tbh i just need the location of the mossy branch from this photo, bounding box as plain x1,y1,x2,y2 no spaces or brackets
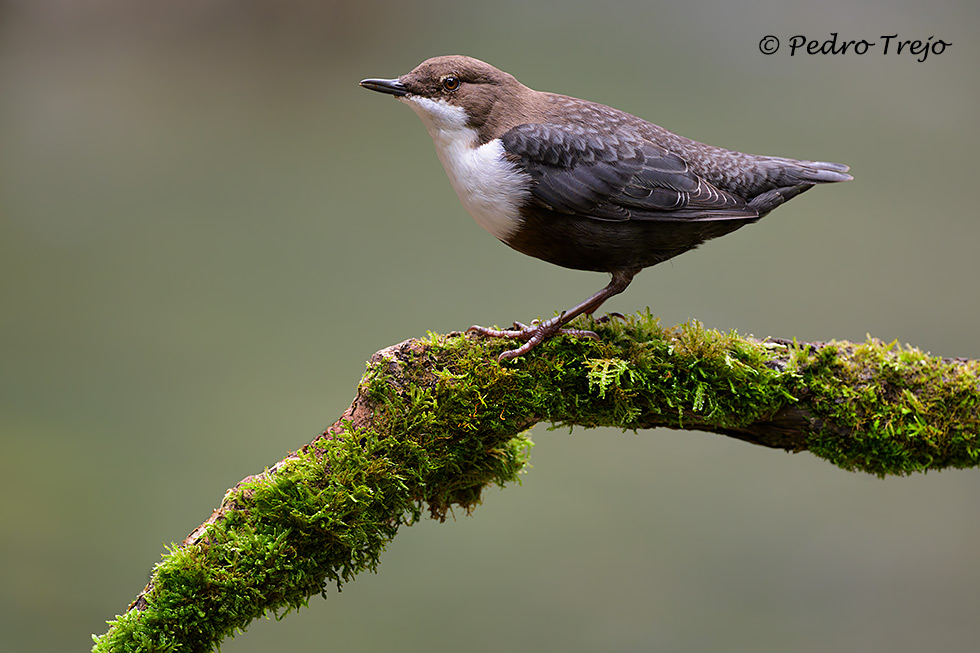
93,314,980,652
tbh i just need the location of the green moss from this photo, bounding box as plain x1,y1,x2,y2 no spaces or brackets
94,314,979,651
490,315,799,434
795,337,980,475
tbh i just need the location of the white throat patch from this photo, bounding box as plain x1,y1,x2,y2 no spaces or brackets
400,95,530,242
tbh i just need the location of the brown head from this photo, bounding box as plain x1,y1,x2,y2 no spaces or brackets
360,55,542,144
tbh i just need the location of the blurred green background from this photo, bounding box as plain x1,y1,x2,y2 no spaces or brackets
1,1,978,651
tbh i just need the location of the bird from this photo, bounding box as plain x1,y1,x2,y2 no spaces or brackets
360,55,852,362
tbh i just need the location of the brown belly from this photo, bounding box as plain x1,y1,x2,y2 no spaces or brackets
503,209,760,273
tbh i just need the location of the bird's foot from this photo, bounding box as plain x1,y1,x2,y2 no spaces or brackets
467,316,599,363
593,311,627,324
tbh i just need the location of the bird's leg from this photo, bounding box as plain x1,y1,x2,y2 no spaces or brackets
468,268,639,362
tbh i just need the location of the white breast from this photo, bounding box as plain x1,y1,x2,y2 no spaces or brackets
401,96,531,242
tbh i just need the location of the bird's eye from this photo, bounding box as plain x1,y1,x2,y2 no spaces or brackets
442,76,460,92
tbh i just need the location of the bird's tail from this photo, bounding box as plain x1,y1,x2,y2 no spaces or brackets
746,158,851,216
747,184,812,216
775,158,853,184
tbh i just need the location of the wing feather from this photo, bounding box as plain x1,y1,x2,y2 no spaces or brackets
501,122,758,223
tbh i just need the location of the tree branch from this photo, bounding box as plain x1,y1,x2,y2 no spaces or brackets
93,315,980,652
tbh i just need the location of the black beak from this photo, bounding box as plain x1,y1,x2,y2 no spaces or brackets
359,77,409,97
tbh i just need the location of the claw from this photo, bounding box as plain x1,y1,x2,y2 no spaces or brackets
469,315,600,362
467,324,517,339
466,268,640,362
594,311,627,324
558,328,600,340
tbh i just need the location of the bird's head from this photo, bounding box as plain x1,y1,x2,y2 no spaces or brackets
360,55,537,144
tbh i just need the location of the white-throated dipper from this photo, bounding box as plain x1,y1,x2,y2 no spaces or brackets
360,55,852,362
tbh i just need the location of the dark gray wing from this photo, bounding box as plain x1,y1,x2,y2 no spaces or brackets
500,122,757,222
